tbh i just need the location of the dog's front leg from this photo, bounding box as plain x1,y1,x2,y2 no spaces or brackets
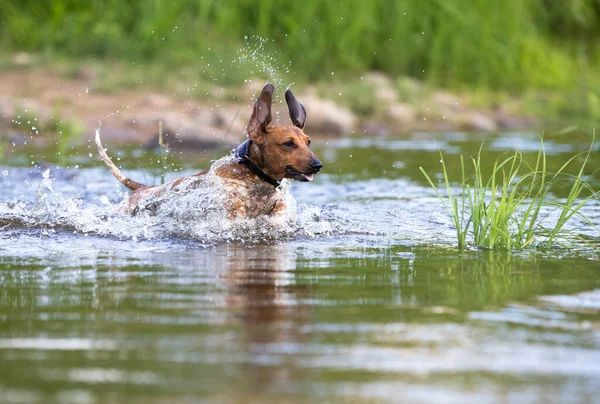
270,201,286,216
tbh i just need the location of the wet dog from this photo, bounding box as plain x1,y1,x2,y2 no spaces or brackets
96,84,322,218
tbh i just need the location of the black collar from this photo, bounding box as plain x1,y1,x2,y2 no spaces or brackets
234,139,281,188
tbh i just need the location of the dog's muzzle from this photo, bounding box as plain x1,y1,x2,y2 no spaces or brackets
286,159,323,182
310,159,323,173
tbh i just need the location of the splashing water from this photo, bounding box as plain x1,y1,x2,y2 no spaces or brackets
236,35,295,122
0,156,349,245
236,36,290,90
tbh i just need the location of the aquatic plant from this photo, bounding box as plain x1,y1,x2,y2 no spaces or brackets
420,137,599,250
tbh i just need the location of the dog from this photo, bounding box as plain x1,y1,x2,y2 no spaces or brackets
95,84,323,218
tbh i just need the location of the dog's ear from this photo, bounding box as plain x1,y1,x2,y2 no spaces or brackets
285,89,307,129
247,83,274,144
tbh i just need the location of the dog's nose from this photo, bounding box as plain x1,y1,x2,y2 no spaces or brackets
310,159,323,173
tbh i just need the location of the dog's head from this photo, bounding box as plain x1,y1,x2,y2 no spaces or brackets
246,84,322,182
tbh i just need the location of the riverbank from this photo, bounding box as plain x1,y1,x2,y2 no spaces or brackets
0,57,594,152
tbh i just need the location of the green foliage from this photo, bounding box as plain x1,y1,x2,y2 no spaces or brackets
1,0,600,91
538,0,600,41
420,138,599,250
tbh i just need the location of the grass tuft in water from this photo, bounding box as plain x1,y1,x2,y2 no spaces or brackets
420,137,599,250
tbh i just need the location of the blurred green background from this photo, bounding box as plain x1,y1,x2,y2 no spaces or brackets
3,0,600,88
1,0,600,123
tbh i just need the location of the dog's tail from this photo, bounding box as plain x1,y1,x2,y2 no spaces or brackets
95,129,145,191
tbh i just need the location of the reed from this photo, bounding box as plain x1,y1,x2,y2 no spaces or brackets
420,137,599,250
157,120,168,185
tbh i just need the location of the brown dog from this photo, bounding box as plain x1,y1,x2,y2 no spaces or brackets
96,84,322,218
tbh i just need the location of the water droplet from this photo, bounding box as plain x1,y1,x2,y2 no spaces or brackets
85,88,89,94
2,170,8,176
88,153,93,158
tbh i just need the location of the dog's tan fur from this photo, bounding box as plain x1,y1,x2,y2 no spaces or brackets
96,84,322,218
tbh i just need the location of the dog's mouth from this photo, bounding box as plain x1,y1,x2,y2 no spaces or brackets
286,166,314,182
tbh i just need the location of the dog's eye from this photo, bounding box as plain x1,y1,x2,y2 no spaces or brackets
283,140,296,149
307,139,311,146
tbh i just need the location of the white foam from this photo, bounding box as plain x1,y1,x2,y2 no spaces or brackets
0,162,343,244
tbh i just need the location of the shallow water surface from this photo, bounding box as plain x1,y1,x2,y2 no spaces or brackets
1,132,599,403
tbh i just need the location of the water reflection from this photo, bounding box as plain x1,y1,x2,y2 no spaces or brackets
218,244,313,396
0,243,317,399
1,240,600,401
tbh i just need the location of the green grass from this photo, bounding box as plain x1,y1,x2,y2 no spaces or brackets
420,137,599,250
1,0,600,92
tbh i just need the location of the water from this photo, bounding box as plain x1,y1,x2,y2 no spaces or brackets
1,131,599,403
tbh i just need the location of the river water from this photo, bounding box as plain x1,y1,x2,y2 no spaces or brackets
1,131,599,403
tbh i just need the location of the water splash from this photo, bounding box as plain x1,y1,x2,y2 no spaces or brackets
236,35,295,123
237,36,291,90
0,164,349,245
